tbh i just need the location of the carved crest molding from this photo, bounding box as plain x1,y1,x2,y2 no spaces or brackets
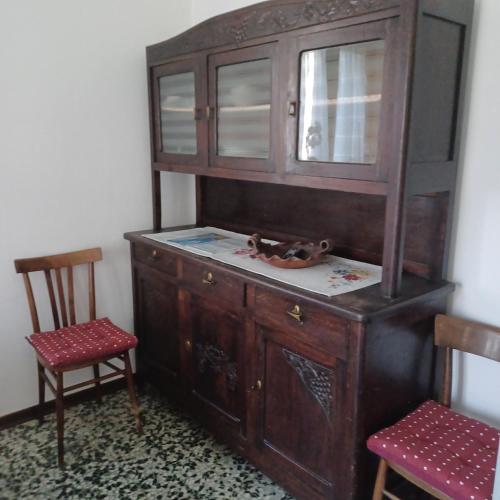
147,0,399,63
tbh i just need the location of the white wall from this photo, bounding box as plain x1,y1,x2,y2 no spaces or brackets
190,0,260,25
0,1,192,416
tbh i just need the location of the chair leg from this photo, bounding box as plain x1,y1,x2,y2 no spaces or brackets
55,371,65,467
37,362,45,425
93,364,102,404
373,458,388,500
123,351,143,434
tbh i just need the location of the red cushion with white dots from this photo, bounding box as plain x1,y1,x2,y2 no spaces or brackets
27,318,138,369
367,400,499,500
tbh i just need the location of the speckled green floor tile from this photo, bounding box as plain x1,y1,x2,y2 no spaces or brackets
0,388,294,500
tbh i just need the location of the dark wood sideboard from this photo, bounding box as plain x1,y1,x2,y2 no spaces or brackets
125,1,473,498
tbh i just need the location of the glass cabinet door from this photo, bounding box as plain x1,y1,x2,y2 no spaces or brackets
209,44,278,172
287,20,397,181
298,40,385,165
152,58,207,167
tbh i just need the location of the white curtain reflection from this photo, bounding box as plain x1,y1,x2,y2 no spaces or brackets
299,49,329,161
217,59,271,159
299,43,375,164
333,47,367,163
160,72,197,154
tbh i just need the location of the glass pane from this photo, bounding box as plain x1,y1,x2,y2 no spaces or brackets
159,72,197,155
298,40,385,164
217,59,271,159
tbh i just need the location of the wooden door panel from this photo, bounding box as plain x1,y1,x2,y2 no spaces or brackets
190,295,244,426
257,325,336,486
136,268,179,381
208,43,279,173
285,18,400,182
151,56,208,168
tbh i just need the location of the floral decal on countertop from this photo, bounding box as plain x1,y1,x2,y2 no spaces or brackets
328,267,374,289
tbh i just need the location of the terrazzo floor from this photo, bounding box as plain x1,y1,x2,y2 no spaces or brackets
0,388,294,499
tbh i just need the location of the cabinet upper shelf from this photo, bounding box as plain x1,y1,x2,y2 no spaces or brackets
146,0,472,196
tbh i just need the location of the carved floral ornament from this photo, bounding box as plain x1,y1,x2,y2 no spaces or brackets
148,0,399,62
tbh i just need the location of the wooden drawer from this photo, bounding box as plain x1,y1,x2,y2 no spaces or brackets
182,259,244,308
254,288,348,359
134,242,177,276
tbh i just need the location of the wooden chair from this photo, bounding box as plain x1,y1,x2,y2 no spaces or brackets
368,314,500,500
15,248,142,467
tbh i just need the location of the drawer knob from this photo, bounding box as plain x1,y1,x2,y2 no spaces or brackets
252,379,263,391
151,249,158,259
185,339,192,350
287,304,303,324
202,271,215,285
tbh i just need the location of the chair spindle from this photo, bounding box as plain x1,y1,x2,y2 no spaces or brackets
55,268,68,328
22,273,41,333
67,266,76,325
441,346,453,408
44,269,60,330
88,262,96,321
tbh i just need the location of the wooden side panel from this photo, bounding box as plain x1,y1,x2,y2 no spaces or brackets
410,15,464,164
135,267,180,385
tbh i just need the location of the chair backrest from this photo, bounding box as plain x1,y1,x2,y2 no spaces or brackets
435,314,500,407
14,248,103,333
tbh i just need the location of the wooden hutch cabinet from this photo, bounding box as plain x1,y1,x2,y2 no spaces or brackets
125,1,473,498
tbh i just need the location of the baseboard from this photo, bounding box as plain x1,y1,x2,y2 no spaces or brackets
0,377,128,431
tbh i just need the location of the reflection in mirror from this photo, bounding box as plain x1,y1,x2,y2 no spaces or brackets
298,40,385,164
159,72,197,155
217,59,271,159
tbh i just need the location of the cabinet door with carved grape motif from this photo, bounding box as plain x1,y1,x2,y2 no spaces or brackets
187,294,246,438
254,323,340,497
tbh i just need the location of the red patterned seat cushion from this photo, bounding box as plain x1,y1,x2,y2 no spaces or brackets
367,400,499,500
27,318,138,369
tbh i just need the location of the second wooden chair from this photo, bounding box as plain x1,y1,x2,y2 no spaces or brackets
367,314,500,500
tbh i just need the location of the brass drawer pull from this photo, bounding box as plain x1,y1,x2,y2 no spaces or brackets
202,271,215,285
287,305,303,324
185,339,192,350
151,249,159,259
251,379,263,391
